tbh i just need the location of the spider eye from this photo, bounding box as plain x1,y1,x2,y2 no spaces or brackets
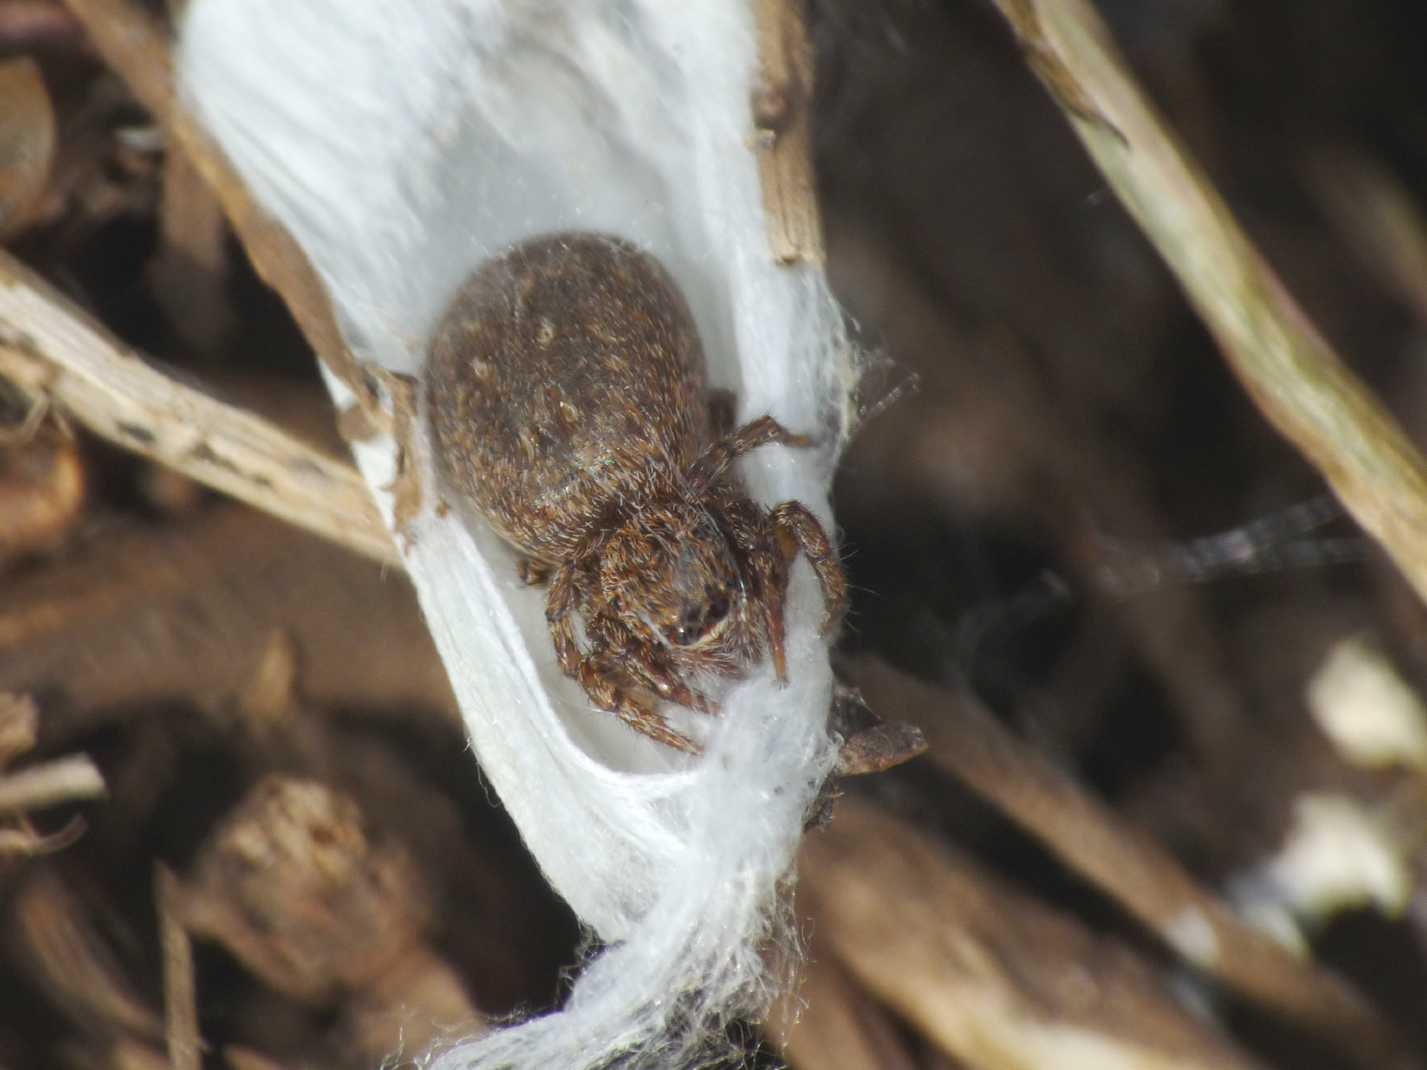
668,591,733,647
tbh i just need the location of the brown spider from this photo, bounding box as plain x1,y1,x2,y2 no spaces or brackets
425,232,847,752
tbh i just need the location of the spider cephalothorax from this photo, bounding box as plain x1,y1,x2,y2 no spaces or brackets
595,501,745,659
426,231,847,751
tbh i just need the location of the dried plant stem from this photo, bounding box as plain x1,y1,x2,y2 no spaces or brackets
848,656,1412,1069
992,0,1427,606
5,0,403,564
150,142,234,352
155,865,202,1070
0,753,105,813
0,57,56,239
754,0,823,263
0,250,396,566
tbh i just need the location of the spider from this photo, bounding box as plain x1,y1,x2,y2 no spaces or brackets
426,232,846,752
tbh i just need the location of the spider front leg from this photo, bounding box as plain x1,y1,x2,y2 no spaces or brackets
545,560,588,676
546,562,702,753
584,612,715,714
691,414,815,488
769,500,848,635
573,651,701,754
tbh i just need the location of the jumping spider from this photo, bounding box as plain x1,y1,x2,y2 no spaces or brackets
426,232,847,752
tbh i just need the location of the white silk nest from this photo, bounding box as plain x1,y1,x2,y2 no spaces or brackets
178,2,854,1066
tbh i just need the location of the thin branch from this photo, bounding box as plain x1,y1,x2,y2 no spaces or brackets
150,139,234,352
0,752,105,814
848,656,1414,1070
156,864,202,1070
991,0,1427,606
0,249,397,566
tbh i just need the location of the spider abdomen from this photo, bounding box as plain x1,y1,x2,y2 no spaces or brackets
426,232,713,559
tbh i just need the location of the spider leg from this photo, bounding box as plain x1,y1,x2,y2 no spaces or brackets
638,659,716,715
752,545,790,684
770,500,848,635
547,564,702,752
573,654,700,754
545,561,586,678
585,613,716,714
717,495,793,683
690,414,815,488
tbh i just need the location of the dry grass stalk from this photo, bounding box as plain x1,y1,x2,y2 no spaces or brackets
754,0,825,263
0,692,104,856
0,752,105,814
149,144,235,352
0,56,56,239
0,249,395,565
155,864,202,1070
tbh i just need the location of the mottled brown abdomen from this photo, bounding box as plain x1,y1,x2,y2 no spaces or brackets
426,233,713,561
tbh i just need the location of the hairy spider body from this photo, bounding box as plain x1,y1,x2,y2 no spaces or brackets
426,232,846,752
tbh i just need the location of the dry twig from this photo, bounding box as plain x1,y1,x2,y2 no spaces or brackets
0,752,105,814
0,692,104,857
0,249,395,565
149,144,234,352
155,864,202,1070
